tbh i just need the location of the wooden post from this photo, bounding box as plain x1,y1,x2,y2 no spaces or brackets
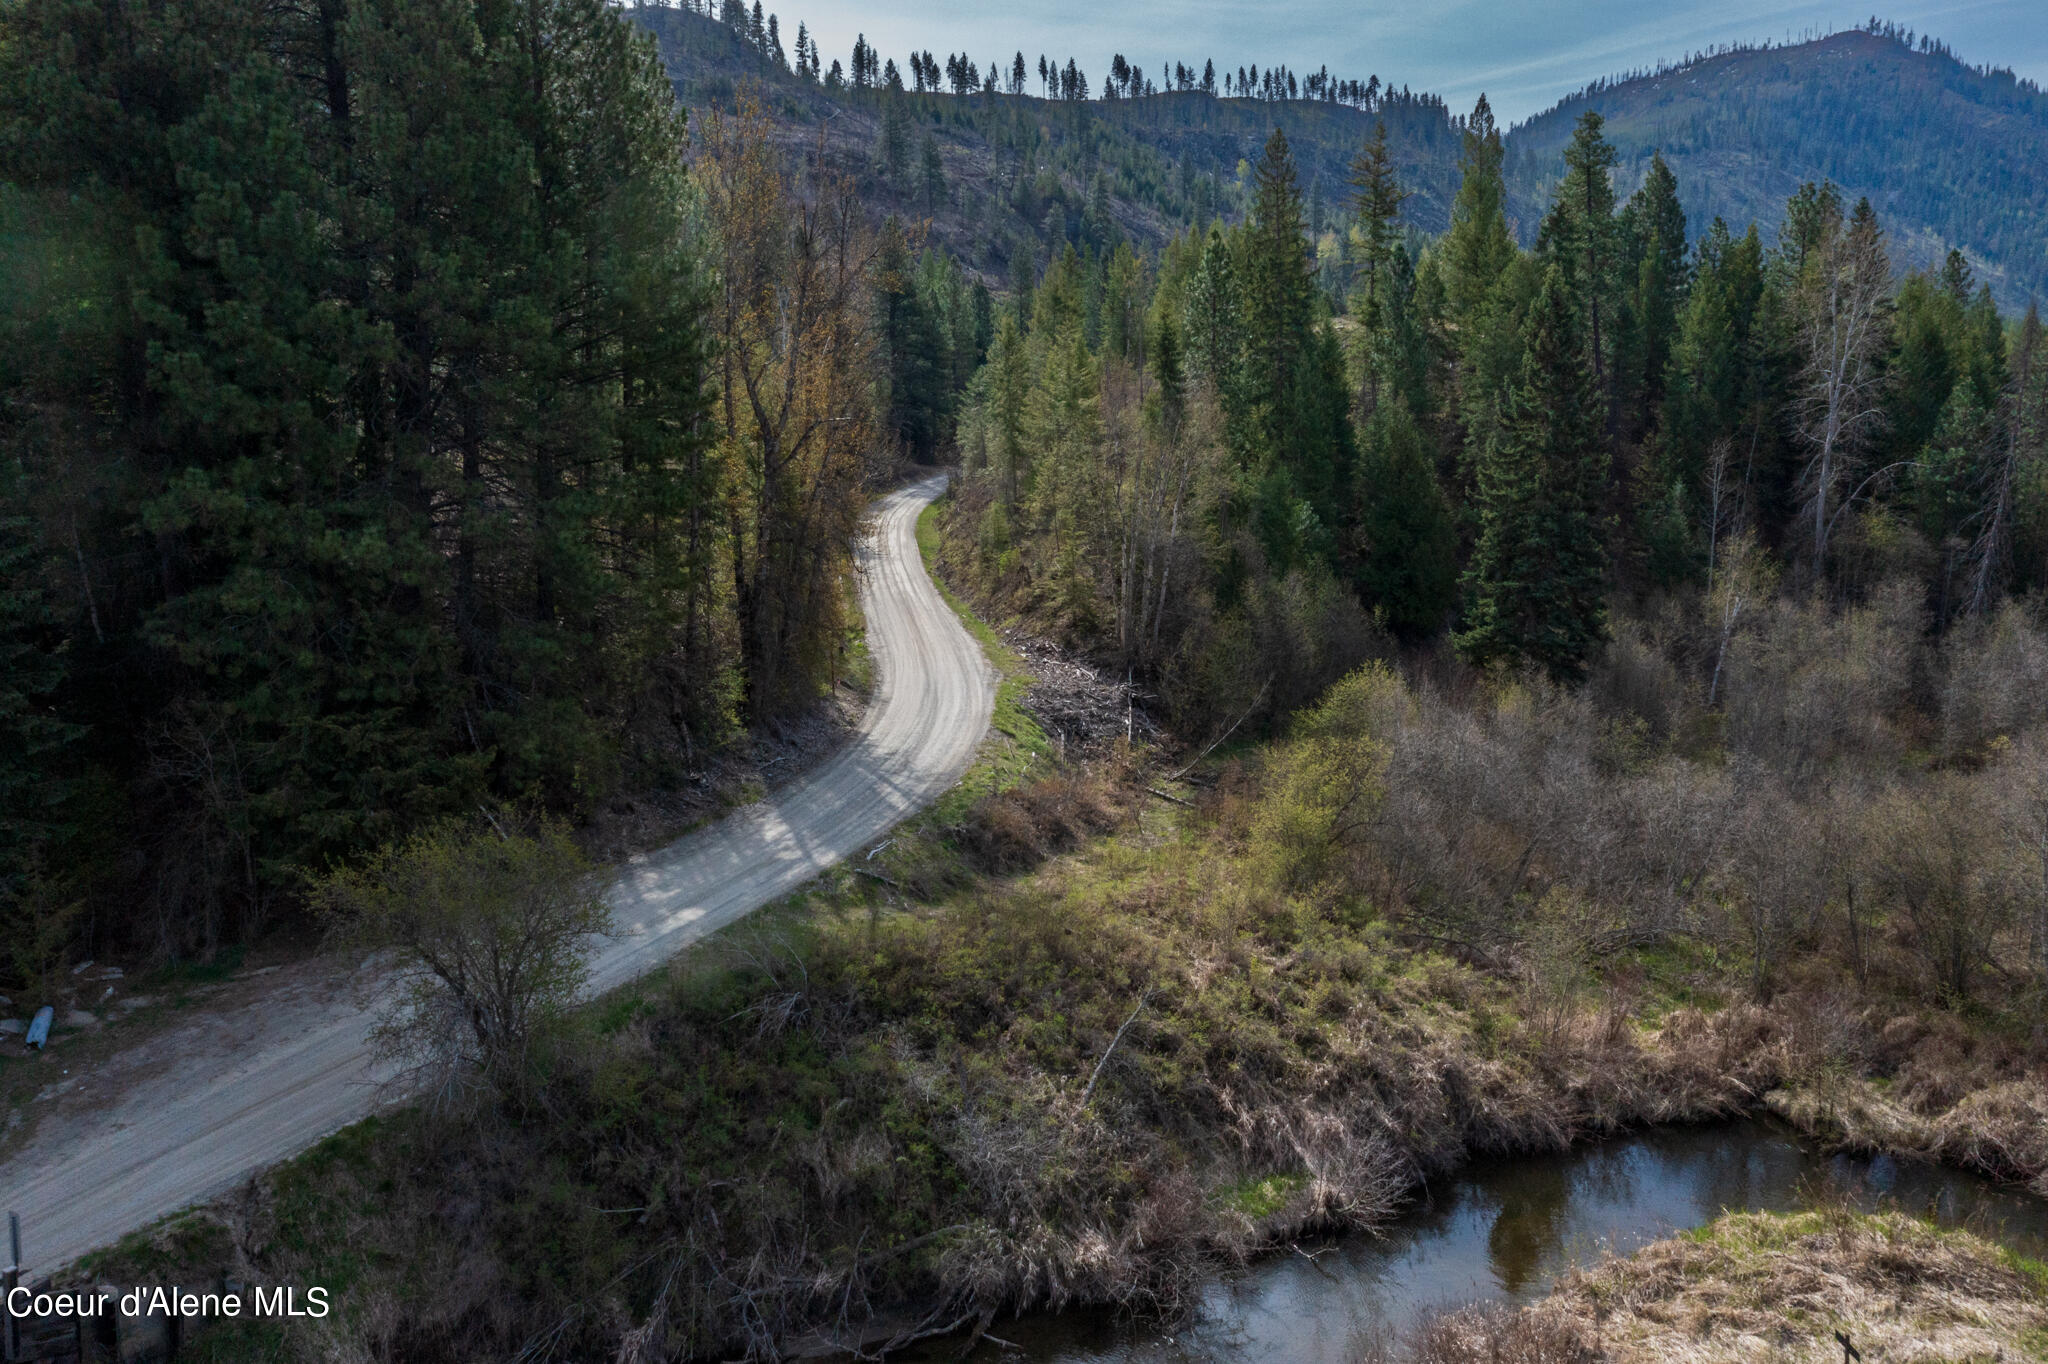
5,1210,21,1363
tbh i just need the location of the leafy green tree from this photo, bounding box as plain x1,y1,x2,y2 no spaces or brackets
1458,267,1610,680
317,815,611,1087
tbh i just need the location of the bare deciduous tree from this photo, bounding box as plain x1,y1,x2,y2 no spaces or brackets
696,92,880,722
1863,779,2010,1003
1997,735,2048,990
1706,531,1775,708
1790,198,1891,575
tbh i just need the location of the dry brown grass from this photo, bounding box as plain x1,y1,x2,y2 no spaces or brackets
956,758,1137,873
1536,1209,2048,1363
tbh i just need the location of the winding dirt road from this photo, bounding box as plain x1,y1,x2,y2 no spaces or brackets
0,475,993,1275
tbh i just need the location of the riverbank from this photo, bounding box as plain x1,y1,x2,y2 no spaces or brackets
1482,1208,2048,1364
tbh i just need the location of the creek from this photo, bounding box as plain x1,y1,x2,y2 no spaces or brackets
933,1119,2048,1362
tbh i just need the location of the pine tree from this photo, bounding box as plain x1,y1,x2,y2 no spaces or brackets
1623,152,1688,439
876,219,947,460
1182,224,1241,392
1442,95,1514,325
0,0,720,947
1355,399,1457,636
0,482,76,913
879,94,909,180
1025,323,1107,625
1103,244,1144,364
1458,267,1610,680
919,132,946,211
1239,128,1316,439
1348,119,1410,412
984,312,1032,508
1538,110,1619,399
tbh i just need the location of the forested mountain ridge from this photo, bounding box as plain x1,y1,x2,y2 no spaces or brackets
1510,28,2048,309
626,4,1466,283
635,6,2048,308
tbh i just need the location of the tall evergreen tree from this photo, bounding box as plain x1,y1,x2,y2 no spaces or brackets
876,220,948,460
1442,95,1515,325
1182,224,1241,392
1622,152,1688,439
1458,267,1610,680
0,0,720,949
1239,127,1316,425
1538,111,1620,401
1354,399,1457,635
1348,119,1410,413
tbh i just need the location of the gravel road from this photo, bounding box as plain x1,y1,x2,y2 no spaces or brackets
0,474,992,1275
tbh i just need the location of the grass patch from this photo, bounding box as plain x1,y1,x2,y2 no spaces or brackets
1549,1209,2048,1363
1612,934,1729,1021
152,944,248,990
1217,1171,1308,1219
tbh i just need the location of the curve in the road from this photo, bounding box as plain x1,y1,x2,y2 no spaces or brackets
0,474,993,1274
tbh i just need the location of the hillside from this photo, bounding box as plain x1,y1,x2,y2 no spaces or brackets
628,5,1465,281
1511,28,2048,307
635,8,2048,306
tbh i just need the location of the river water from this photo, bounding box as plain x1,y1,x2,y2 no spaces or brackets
933,1120,2048,1363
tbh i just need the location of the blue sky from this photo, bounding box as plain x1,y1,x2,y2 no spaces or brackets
780,0,2046,123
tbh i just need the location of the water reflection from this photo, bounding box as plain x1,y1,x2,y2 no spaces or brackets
919,1120,2048,1363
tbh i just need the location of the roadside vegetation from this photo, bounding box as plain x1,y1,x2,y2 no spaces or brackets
76,571,2048,1357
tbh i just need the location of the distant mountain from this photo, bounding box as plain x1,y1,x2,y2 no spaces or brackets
632,8,2048,307
1510,28,2048,309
